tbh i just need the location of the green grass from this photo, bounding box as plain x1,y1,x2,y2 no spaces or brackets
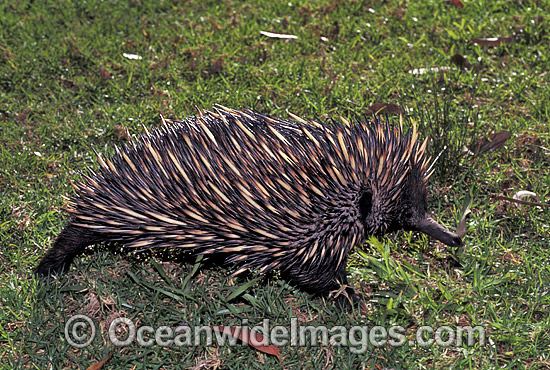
1,0,549,368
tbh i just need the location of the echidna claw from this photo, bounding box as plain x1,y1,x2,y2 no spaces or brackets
329,286,367,312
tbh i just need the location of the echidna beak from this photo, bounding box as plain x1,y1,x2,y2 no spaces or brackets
415,215,463,247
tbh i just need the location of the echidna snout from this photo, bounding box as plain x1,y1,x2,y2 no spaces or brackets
411,215,462,247
34,106,463,303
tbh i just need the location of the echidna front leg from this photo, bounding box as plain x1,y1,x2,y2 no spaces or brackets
34,221,104,278
328,267,368,310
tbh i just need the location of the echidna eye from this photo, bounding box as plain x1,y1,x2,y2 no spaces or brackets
358,191,373,220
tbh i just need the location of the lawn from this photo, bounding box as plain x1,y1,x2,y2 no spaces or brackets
1,0,549,368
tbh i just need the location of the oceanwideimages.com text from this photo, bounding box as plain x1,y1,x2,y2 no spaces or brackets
65,315,486,353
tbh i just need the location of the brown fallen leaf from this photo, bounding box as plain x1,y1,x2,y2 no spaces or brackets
366,102,402,115
86,348,116,370
408,66,452,75
211,325,281,359
59,78,77,88
471,36,514,47
450,53,471,69
113,125,131,141
16,107,31,122
260,31,298,39
494,195,549,208
474,131,511,155
446,0,464,8
122,53,142,60
85,292,101,316
457,195,472,239
99,66,111,80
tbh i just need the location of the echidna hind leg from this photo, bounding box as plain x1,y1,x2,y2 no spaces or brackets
287,262,365,306
294,264,366,310
34,222,103,278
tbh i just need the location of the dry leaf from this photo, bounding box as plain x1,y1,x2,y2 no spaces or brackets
260,31,298,39
99,66,111,80
60,79,77,88
471,36,514,47
122,53,142,60
494,194,549,209
85,292,101,316
211,326,281,359
447,0,464,8
450,53,471,69
408,66,451,75
474,131,511,155
513,191,542,210
16,107,31,122
86,349,116,370
457,206,471,239
366,102,402,115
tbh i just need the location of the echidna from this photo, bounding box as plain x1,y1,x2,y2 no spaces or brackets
35,106,462,300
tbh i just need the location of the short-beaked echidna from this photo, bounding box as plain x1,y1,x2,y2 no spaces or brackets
35,106,462,297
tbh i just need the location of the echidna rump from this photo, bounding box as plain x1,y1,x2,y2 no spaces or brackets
35,106,462,298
